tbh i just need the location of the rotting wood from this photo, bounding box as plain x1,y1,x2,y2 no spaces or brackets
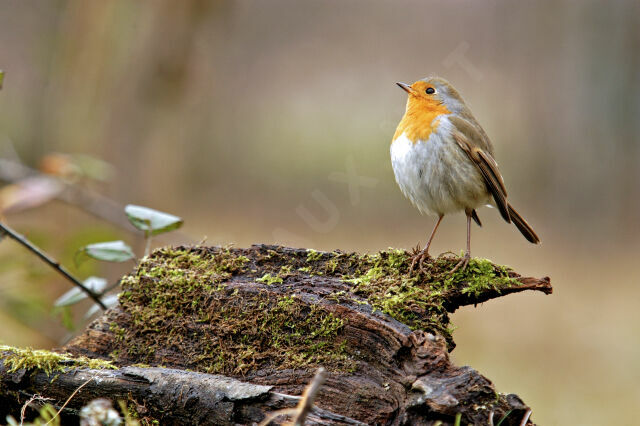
0,364,365,425
1,244,551,425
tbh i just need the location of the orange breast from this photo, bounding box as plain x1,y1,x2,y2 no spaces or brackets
393,101,451,143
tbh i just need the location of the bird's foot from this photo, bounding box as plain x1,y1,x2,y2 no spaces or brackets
409,246,431,274
449,252,470,274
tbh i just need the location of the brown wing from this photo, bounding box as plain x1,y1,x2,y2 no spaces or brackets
449,116,511,223
471,209,482,226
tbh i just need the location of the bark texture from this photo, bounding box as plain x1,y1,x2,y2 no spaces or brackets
0,244,552,425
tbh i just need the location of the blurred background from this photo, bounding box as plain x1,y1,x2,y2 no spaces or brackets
1,0,639,424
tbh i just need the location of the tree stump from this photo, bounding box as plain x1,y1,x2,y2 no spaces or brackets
0,244,551,425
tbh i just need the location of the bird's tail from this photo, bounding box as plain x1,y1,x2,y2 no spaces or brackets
507,204,540,244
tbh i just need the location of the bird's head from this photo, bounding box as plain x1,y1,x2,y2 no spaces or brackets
396,76,467,117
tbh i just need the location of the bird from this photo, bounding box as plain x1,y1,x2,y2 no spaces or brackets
390,76,540,273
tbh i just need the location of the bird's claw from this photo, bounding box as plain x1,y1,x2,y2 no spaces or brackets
450,252,470,274
409,250,431,274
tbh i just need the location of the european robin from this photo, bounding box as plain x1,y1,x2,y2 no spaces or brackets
390,76,540,272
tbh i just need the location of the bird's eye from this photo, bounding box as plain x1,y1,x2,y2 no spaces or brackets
426,87,435,94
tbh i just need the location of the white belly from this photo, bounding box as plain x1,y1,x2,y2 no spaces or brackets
390,119,490,216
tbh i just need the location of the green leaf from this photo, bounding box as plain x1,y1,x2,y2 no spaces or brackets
0,70,4,90
81,240,135,262
124,204,183,236
54,277,108,307
85,294,119,318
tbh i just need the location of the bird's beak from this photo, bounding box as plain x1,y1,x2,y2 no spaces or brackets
396,82,413,94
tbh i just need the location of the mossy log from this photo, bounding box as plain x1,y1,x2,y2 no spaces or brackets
0,360,361,425
0,244,551,425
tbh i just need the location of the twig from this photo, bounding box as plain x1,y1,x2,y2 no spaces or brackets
20,394,54,426
257,367,328,426
0,222,106,309
0,157,194,243
45,376,94,425
292,367,327,426
0,158,130,231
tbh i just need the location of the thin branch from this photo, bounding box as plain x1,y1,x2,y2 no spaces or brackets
0,158,130,231
257,367,329,426
292,367,327,426
45,376,94,425
0,157,194,243
20,394,53,426
0,222,106,309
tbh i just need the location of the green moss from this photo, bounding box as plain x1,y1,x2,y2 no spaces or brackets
107,245,522,373
338,250,452,341
385,248,408,269
110,323,127,342
279,265,293,275
445,257,520,296
306,248,323,262
344,265,385,286
256,273,283,285
111,246,354,375
325,259,339,273
337,249,521,348
0,345,116,375
195,291,352,374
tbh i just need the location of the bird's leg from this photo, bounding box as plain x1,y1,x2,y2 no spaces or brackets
450,210,472,273
410,215,444,273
